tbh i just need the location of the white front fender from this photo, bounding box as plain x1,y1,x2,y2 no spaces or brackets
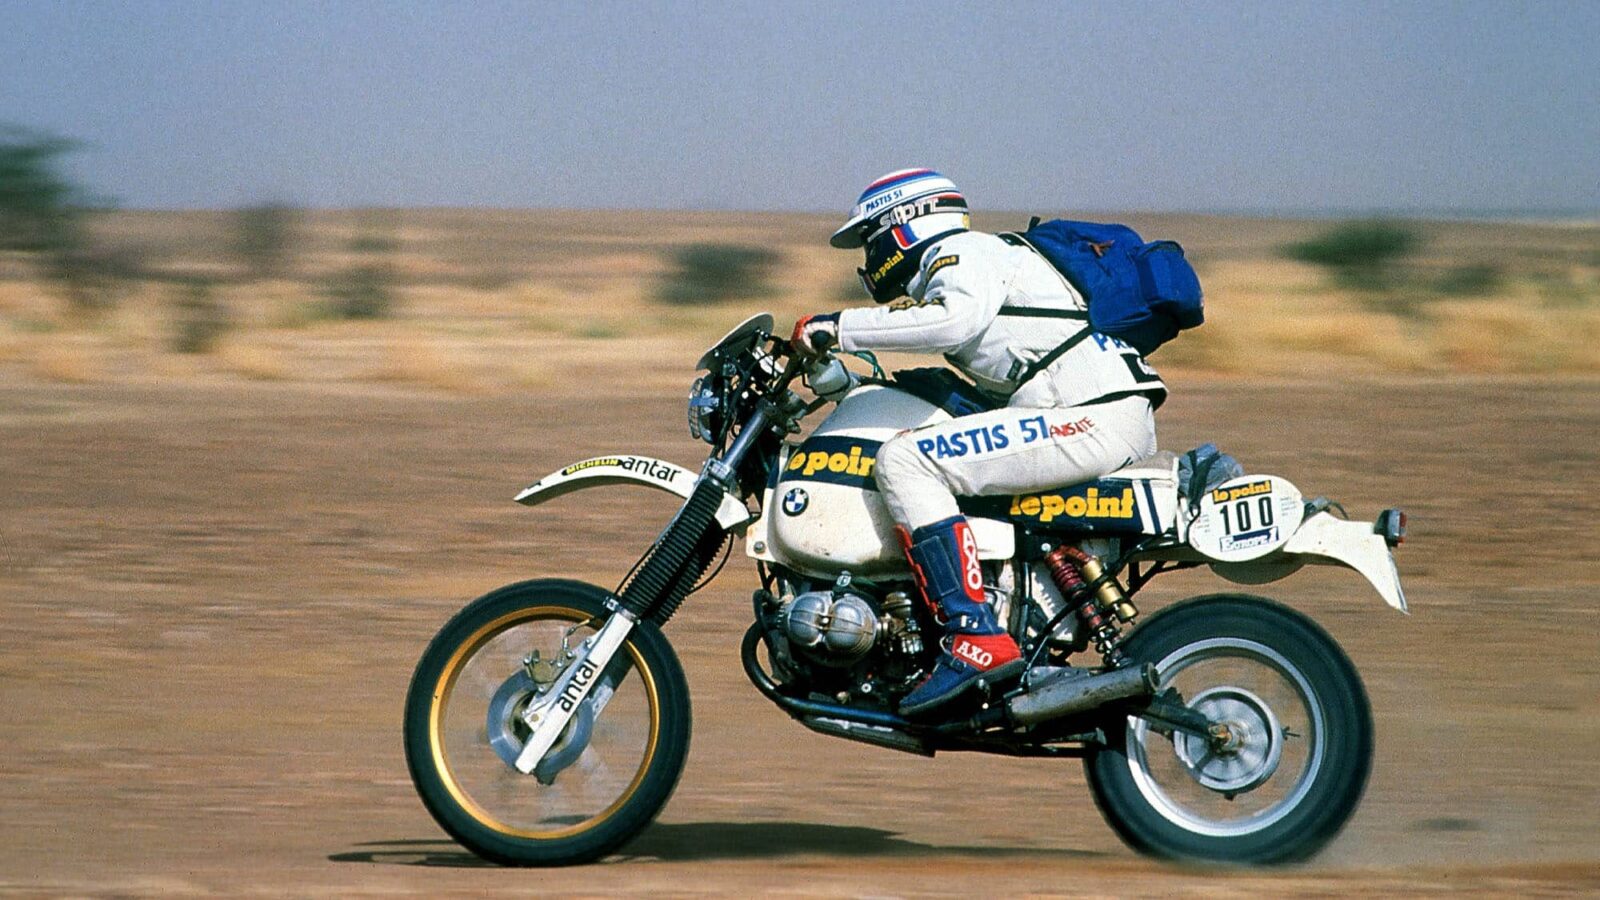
515,454,753,531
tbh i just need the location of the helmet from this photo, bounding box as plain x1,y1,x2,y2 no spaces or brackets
831,168,969,303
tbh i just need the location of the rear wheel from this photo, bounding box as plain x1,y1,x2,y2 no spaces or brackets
1085,594,1372,864
403,579,691,865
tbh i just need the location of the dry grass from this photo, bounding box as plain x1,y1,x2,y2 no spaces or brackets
1432,303,1600,373
215,336,291,381
0,320,25,364
365,335,485,393
30,337,98,383
1,211,1595,389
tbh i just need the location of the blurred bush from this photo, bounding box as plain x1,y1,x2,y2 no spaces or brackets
232,203,298,281
322,264,394,319
42,243,141,314
319,218,398,319
169,277,231,353
1434,263,1502,297
1283,220,1420,289
657,243,779,305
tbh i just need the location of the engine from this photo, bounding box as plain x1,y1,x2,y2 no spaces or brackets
777,585,923,668
780,588,877,666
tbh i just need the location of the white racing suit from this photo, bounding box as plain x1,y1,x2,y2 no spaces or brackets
838,230,1165,530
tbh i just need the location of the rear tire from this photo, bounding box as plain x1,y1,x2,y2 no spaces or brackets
403,579,691,865
1084,594,1372,864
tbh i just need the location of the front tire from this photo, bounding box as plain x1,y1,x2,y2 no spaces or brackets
403,579,691,865
1085,594,1373,864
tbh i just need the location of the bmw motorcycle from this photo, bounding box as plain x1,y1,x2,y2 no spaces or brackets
403,314,1409,866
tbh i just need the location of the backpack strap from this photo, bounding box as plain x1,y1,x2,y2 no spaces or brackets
1010,328,1097,391
998,229,1093,302
994,227,1096,386
995,231,1089,322
995,307,1087,320
995,221,1163,406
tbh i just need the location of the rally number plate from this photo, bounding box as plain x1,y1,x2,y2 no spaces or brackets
1187,475,1304,562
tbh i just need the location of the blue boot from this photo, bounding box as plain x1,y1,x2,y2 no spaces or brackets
897,516,1023,718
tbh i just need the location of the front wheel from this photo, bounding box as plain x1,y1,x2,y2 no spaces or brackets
1085,594,1373,864
403,579,691,865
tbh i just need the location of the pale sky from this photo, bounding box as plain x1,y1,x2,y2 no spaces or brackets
3,1,1596,215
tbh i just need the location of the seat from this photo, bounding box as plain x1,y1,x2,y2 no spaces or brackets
959,451,1180,535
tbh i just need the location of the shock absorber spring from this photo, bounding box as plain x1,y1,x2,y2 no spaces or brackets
1043,545,1138,667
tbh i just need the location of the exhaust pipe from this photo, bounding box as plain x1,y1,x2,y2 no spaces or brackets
1007,663,1158,726
800,716,933,757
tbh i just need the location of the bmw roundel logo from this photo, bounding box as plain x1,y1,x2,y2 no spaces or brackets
781,487,809,517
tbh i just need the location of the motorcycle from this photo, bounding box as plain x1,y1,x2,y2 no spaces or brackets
403,313,1409,866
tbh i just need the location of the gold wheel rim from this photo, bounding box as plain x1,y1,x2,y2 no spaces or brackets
428,604,661,839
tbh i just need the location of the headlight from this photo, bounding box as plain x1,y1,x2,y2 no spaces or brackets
687,376,720,443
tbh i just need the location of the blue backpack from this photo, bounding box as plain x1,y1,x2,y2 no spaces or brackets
1002,218,1204,356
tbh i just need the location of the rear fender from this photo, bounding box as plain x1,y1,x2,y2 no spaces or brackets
515,454,753,531
1279,511,1408,613
1138,511,1408,613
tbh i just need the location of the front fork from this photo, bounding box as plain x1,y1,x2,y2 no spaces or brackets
512,609,637,774
511,401,779,775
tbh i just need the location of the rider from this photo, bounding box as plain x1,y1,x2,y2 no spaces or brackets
792,169,1166,717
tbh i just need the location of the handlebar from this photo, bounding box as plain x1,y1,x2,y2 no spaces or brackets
807,331,837,355
770,333,837,396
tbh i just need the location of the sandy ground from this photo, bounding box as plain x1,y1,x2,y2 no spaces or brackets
2,365,1599,896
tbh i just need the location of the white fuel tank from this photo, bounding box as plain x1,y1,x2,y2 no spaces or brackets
762,384,1014,578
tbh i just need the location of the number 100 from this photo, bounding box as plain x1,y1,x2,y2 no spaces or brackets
1219,497,1275,533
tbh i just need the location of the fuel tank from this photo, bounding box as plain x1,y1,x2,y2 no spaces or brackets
761,384,1014,578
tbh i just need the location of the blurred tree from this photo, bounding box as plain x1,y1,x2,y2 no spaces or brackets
0,125,81,254
232,202,299,281
0,125,135,312
1282,220,1421,290
169,276,231,353
657,243,780,305
321,214,398,319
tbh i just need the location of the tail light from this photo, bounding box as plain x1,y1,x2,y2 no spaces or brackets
1375,509,1407,546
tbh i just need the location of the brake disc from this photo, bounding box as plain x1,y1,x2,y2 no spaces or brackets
486,669,596,785
1172,685,1284,795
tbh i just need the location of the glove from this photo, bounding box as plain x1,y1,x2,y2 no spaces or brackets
791,312,840,355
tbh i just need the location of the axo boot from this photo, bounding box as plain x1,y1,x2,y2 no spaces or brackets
898,516,1023,717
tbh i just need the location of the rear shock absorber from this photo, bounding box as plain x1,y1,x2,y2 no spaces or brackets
1043,545,1138,667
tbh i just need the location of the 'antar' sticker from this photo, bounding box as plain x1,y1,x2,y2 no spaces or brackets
560,456,679,482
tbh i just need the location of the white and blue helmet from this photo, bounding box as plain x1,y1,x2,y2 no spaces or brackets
831,168,970,303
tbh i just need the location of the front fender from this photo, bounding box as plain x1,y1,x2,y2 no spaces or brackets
514,454,753,531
